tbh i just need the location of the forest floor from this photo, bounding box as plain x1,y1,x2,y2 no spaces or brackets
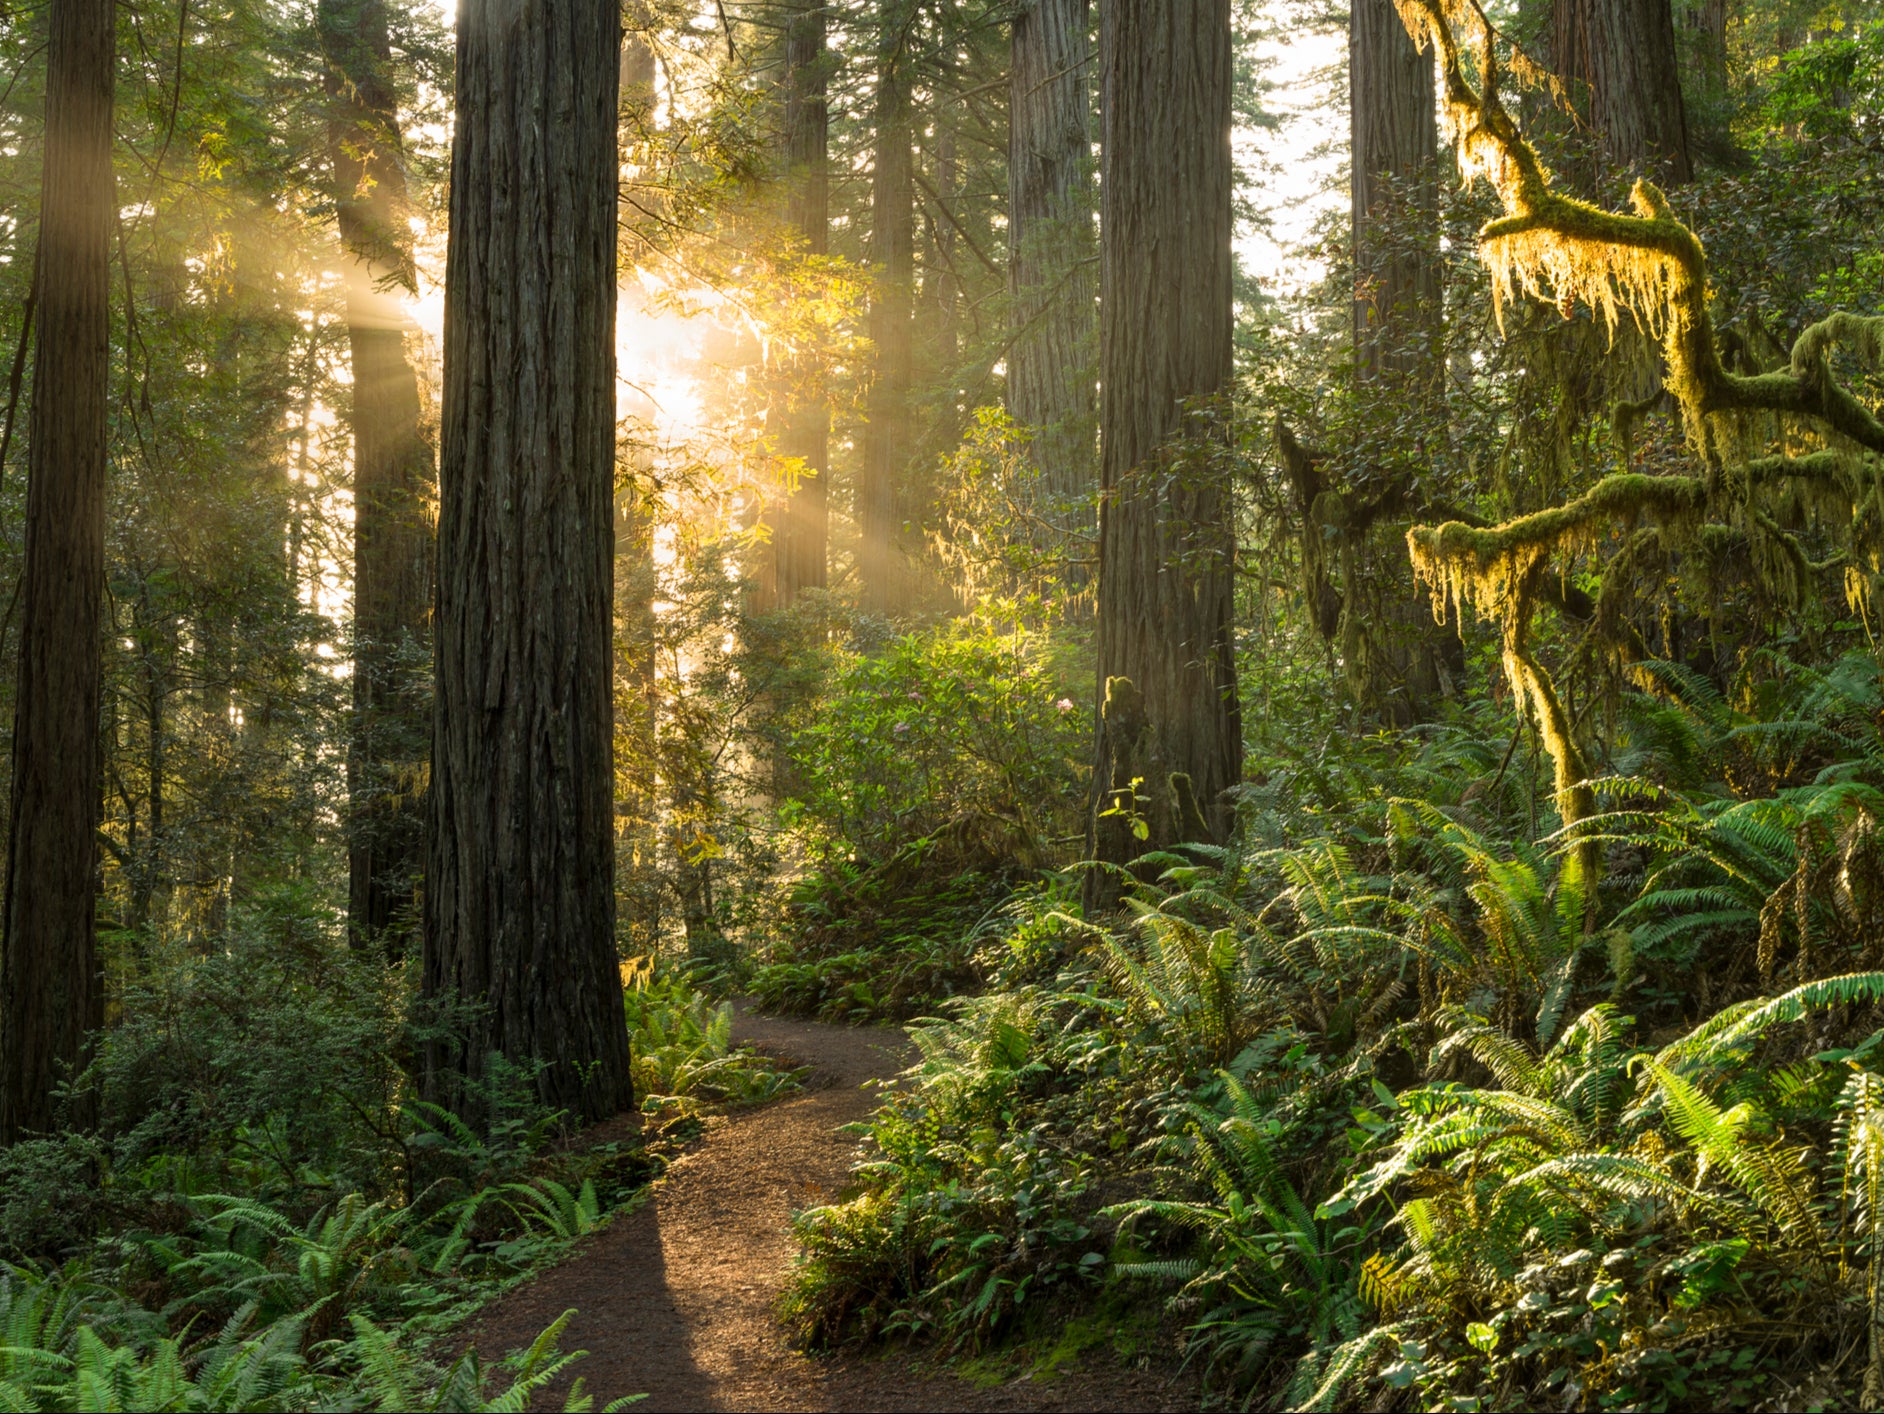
465,1002,1194,1412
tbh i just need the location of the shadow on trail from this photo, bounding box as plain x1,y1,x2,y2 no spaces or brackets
466,1005,1190,1413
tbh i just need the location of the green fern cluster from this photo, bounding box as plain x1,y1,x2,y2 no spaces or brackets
1302,973,1884,1409
781,652,1884,1405
624,959,804,1108
0,1263,629,1412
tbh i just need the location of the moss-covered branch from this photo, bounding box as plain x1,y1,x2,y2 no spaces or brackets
1397,0,1884,460
1392,0,1884,842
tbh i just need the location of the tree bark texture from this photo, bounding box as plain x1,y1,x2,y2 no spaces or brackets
2,0,115,1142
772,2,829,605
1008,0,1097,517
1684,0,1728,109
1351,0,1437,380
424,0,633,1125
320,0,435,955
1088,0,1242,898
1342,0,1454,724
858,4,915,618
1551,0,1693,184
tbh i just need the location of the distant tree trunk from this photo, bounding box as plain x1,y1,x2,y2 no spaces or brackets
1338,0,1455,724
1551,0,1692,185
1087,0,1241,905
924,125,961,371
858,4,914,618
127,590,174,936
320,0,435,956
424,0,633,1126
1,0,115,1143
772,2,829,606
1008,0,1096,522
1351,0,1437,379
616,36,662,952
1684,0,1728,107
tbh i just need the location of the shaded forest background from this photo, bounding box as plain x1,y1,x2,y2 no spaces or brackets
4,0,1884,1408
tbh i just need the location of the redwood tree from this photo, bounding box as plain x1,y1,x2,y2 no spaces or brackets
1351,0,1437,378
1087,0,1242,895
771,1,830,606
858,2,915,617
1,0,116,1142
319,0,434,954
1008,0,1097,522
1551,0,1692,184
423,0,633,1124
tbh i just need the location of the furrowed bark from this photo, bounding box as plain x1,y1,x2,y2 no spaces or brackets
1551,0,1692,185
1087,0,1242,905
2,0,115,1141
1351,0,1437,379
424,0,633,1125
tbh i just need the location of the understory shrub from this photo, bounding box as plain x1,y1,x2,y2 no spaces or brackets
785,669,1884,1408
0,904,791,1412
747,613,1090,1021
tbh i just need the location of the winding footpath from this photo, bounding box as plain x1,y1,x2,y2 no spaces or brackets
466,1004,1190,1412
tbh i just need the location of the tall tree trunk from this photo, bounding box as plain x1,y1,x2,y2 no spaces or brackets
1087,0,1241,904
1008,0,1096,522
128,591,173,936
1351,0,1437,379
423,0,633,1126
858,3,914,618
2,0,115,1142
617,35,661,953
772,2,829,606
1339,0,1453,723
320,0,435,956
925,125,961,372
1684,0,1728,109
1551,0,1693,185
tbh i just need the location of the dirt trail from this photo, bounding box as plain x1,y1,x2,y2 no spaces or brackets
466,1003,1190,1412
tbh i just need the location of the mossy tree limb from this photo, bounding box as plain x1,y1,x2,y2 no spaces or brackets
1398,0,1884,462
1397,0,1884,853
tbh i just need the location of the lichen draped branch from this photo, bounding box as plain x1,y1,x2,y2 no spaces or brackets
1395,0,1884,844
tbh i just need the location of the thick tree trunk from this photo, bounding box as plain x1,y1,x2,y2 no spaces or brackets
1342,0,1454,724
1551,0,1692,185
1008,0,1096,519
772,3,829,605
1351,0,1437,380
1685,0,1728,110
1087,0,1241,903
858,5,914,618
2,0,115,1142
320,0,435,955
424,0,633,1126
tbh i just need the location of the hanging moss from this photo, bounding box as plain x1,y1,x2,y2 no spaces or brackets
1394,0,1884,844
1611,389,1669,474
